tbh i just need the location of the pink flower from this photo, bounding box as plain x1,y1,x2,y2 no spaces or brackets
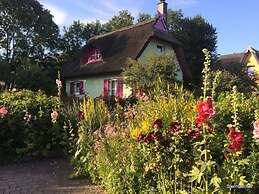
51,111,59,123
0,106,8,118
227,128,243,151
56,79,62,88
253,121,259,141
253,121,259,131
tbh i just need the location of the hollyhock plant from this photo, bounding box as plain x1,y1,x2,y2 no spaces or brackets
153,119,163,129
227,128,243,151
0,106,8,118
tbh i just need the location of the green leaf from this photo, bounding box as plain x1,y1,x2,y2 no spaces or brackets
210,175,221,188
188,166,204,183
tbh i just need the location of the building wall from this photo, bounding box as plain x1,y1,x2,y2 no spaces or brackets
66,75,132,98
246,53,259,83
139,38,183,81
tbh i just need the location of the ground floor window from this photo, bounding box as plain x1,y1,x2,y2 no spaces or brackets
104,78,123,98
70,81,84,96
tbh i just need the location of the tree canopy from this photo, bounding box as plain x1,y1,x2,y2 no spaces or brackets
123,54,179,90
167,9,217,85
0,0,59,88
105,10,134,32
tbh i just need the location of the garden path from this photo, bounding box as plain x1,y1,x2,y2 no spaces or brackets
0,158,104,194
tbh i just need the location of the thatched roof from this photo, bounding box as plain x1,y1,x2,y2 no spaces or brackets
62,19,191,80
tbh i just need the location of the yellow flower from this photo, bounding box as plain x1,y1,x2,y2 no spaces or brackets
141,120,150,133
131,128,140,138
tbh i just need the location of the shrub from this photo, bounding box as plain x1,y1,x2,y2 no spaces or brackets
0,89,66,162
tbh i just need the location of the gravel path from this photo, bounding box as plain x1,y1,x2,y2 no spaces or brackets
0,158,104,194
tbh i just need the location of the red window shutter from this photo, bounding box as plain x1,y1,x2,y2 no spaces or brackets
104,79,108,97
79,81,84,94
70,81,74,96
116,79,123,98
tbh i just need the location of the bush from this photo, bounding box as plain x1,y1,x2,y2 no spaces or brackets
0,89,66,162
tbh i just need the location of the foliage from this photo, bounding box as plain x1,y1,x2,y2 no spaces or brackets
168,9,217,85
0,89,66,162
70,97,108,178
105,10,134,32
122,54,179,91
0,0,59,89
60,20,105,58
137,13,152,23
211,63,256,93
13,57,59,95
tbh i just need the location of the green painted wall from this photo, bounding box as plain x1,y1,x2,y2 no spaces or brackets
66,38,183,97
139,38,183,81
66,75,132,98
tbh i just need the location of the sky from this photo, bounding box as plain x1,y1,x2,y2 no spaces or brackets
38,0,259,55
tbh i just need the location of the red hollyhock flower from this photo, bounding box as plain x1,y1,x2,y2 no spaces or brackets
187,128,201,139
195,98,216,126
169,122,181,133
227,128,243,151
77,111,84,120
153,119,163,129
137,133,145,141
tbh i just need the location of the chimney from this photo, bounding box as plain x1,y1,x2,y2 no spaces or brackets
157,0,168,23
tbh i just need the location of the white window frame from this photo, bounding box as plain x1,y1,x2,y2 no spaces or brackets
108,79,117,97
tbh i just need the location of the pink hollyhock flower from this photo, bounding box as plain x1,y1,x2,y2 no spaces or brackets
51,111,59,123
56,79,62,88
153,119,163,129
0,106,8,118
227,128,243,151
254,121,259,130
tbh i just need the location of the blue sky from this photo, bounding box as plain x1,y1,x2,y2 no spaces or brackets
39,0,259,55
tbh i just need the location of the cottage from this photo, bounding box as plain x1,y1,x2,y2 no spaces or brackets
218,46,259,84
62,0,191,98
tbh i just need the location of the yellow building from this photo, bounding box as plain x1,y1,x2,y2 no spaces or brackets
218,46,259,84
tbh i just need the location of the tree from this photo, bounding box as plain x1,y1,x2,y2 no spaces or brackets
122,54,179,90
137,13,152,23
60,20,105,57
0,0,59,88
106,10,134,32
211,62,258,94
167,9,217,86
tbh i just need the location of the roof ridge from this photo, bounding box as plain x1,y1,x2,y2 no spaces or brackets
89,19,155,40
219,52,244,57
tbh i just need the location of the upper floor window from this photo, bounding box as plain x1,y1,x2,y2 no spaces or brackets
247,66,256,78
85,48,103,64
157,45,165,53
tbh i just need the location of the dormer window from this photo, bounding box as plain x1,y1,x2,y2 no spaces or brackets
85,48,103,64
